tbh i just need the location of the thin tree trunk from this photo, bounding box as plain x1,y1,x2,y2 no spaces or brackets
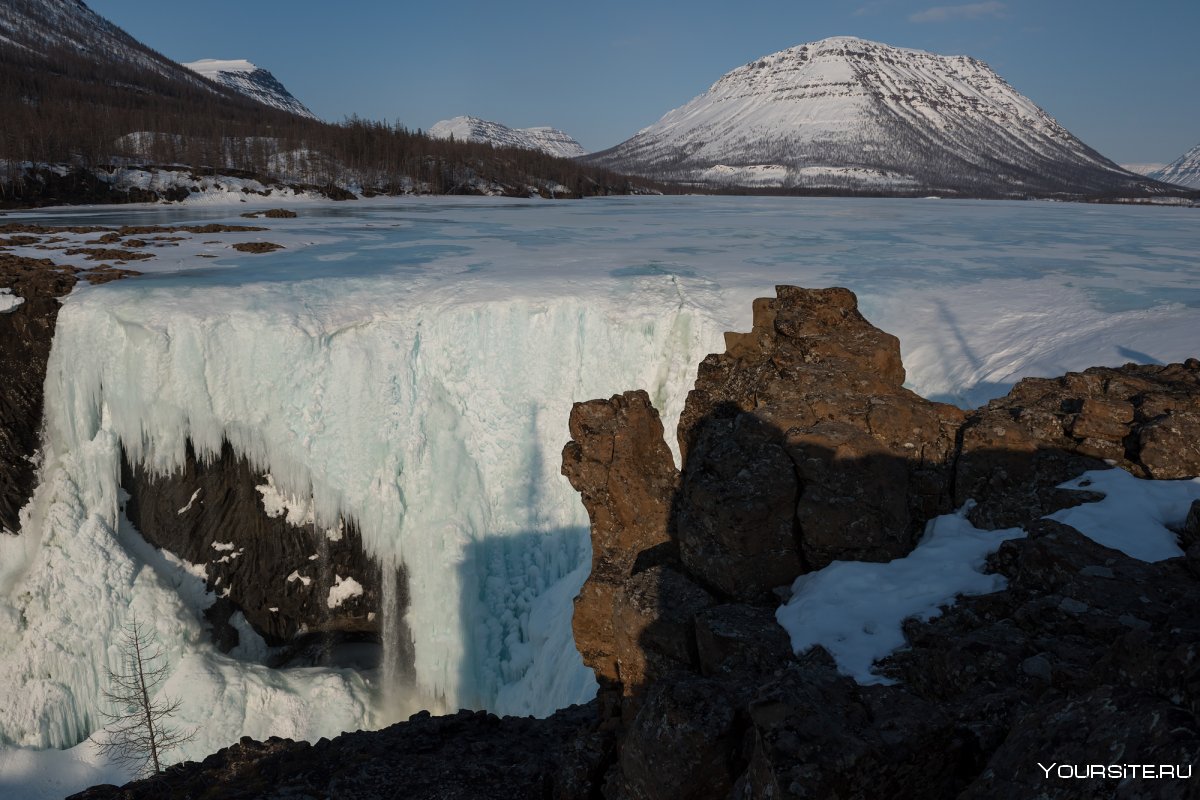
133,632,161,774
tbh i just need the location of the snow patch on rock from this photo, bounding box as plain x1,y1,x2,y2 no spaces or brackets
0,288,24,314
776,506,1023,684
327,575,364,609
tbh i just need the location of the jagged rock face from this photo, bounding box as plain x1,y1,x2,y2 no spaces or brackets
958,360,1200,527
676,286,963,597
562,391,690,701
0,254,77,533
882,522,1200,800
121,441,396,652
737,653,971,800
561,285,1200,799
885,520,1200,709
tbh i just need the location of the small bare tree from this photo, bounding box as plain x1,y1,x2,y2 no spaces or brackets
96,617,194,776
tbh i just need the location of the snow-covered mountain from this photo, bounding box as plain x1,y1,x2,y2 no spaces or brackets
185,59,316,119
586,36,1164,196
1149,143,1200,188
429,116,586,158
0,1,316,122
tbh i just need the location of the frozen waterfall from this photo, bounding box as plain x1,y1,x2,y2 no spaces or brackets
0,268,728,754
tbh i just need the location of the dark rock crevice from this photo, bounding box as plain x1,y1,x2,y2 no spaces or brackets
120,439,409,665
0,256,75,533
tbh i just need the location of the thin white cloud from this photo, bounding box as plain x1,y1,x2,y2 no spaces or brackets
910,2,1006,23
854,1,890,16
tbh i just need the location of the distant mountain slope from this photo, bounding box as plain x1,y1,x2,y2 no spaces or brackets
1149,143,1200,188
0,0,325,170
185,59,317,119
585,36,1174,197
1120,163,1167,176
0,0,211,88
429,116,586,158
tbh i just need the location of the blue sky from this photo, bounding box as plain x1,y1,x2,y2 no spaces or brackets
90,0,1199,164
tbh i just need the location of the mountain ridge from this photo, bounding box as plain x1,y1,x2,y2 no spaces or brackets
184,58,317,120
1150,142,1200,188
429,116,586,158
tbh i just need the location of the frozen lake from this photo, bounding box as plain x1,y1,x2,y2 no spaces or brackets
12,194,1199,407
2,195,1198,798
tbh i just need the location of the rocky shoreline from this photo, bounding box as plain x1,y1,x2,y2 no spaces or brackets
61,286,1200,799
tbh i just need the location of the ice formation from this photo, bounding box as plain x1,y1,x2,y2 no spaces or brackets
2,195,1198,798
327,576,363,608
0,246,726,765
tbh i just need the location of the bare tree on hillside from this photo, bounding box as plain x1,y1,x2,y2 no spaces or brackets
95,617,194,776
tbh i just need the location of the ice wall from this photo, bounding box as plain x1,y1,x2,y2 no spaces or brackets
0,270,727,751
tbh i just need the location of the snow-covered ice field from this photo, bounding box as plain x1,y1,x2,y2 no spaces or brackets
1,195,1198,797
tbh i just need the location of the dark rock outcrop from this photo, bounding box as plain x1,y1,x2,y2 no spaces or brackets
0,254,78,533
561,286,1200,799
958,361,1200,527
676,287,964,597
121,441,397,656
70,703,612,800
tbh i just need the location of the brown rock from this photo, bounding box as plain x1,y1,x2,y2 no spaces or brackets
561,390,678,689
959,687,1200,800
958,361,1200,526
736,658,968,800
674,412,802,600
694,604,794,678
611,565,714,700
610,676,744,800
675,286,963,593
559,285,1200,799
63,246,154,261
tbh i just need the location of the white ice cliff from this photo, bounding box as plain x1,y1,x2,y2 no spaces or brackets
0,266,726,759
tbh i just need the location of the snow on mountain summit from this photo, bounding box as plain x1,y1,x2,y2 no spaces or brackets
184,58,316,119
429,116,586,158
1149,142,1200,188
586,36,1161,196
